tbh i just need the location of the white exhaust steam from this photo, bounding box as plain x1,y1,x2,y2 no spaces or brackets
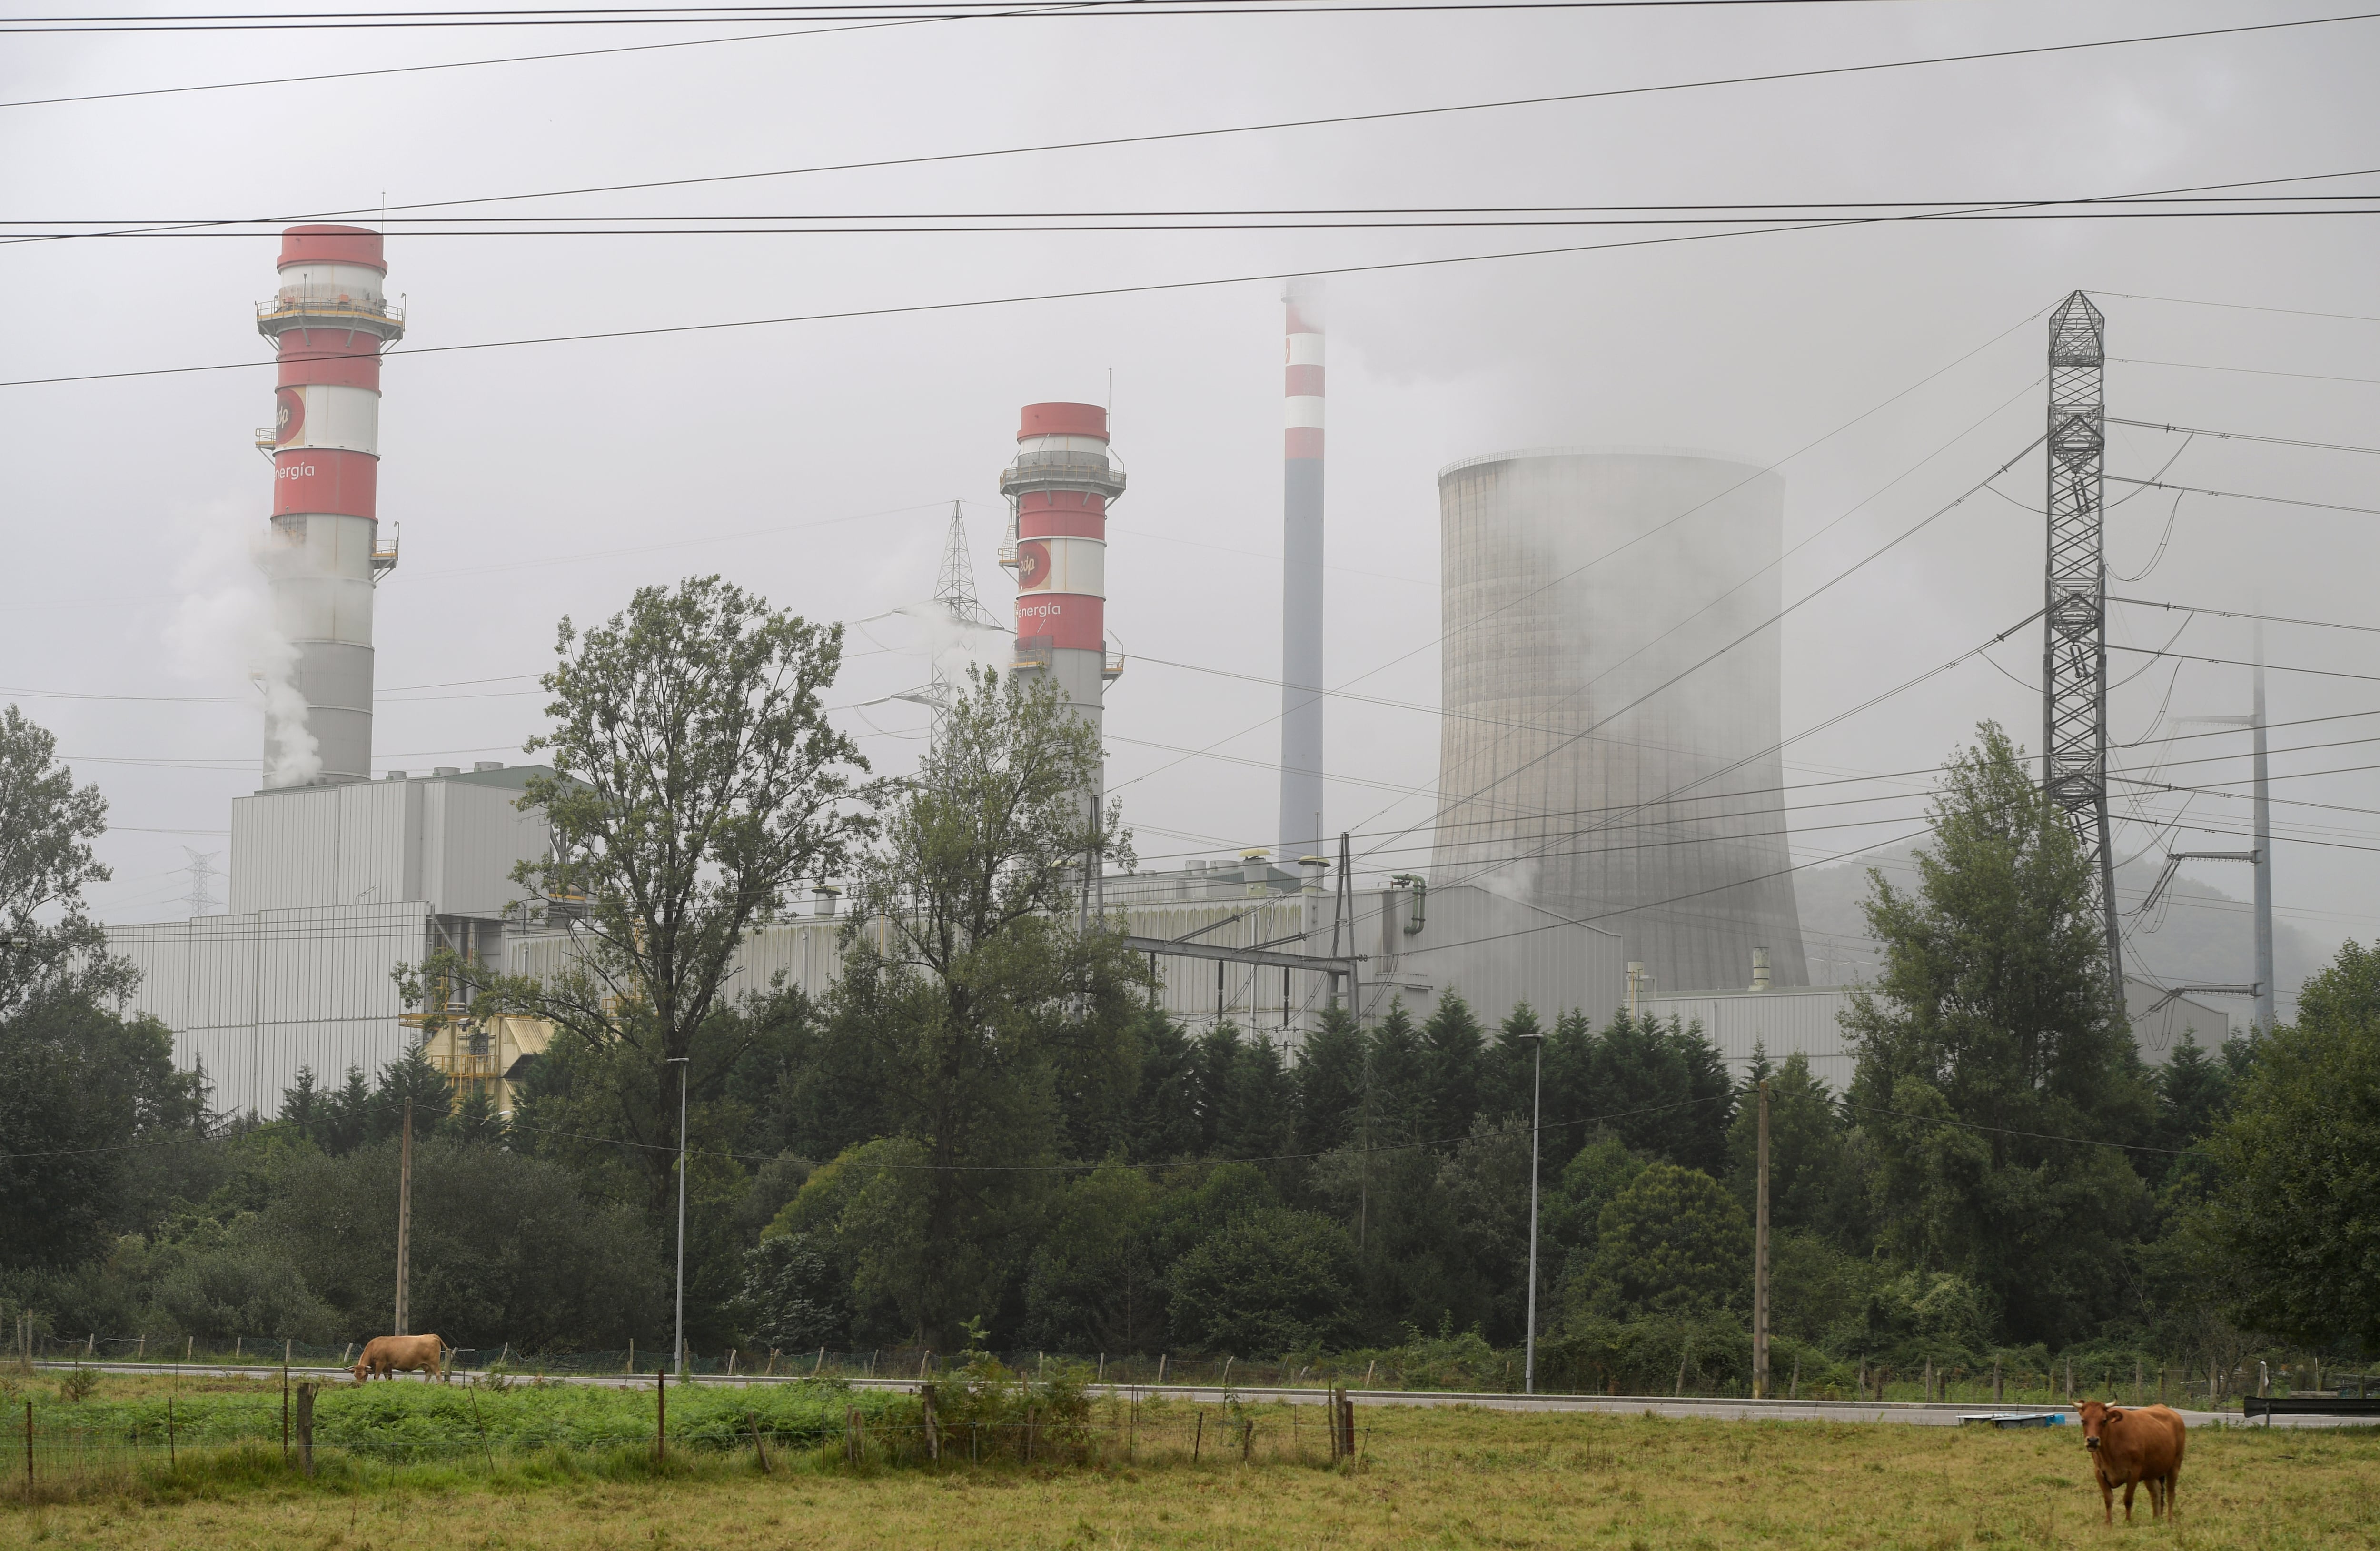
167,499,321,787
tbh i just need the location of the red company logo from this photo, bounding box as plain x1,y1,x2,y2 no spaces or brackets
1014,539,1051,590
275,388,305,446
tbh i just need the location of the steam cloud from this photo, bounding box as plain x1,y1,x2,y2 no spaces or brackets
167,501,320,787
897,600,1011,693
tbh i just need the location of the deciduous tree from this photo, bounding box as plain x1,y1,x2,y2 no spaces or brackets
1844,723,2152,1346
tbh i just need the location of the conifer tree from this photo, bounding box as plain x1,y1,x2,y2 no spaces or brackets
1294,1001,1367,1157
1421,992,1484,1148
1365,999,1428,1143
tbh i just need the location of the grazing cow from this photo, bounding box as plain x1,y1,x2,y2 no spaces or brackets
351,1334,448,1383
2077,1399,2185,1525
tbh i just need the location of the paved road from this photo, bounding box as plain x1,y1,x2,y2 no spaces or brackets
37,1361,2332,1428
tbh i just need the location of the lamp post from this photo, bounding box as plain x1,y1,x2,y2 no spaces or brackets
667,1055,689,1381
1521,1023,1546,1396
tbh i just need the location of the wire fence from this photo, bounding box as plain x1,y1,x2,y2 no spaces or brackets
7,1331,2320,1410
2,1393,1379,1504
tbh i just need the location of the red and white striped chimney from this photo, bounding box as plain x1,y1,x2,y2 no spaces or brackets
255,224,404,786
1000,401,1124,776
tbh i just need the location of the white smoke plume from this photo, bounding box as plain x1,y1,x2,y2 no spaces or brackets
896,600,1010,691
165,499,319,787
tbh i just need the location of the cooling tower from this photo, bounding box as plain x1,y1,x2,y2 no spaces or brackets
1428,448,1808,994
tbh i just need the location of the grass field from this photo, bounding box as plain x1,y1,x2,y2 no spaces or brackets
3,1376,2375,1549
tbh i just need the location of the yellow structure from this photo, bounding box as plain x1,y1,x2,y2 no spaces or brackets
413,1014,551,1115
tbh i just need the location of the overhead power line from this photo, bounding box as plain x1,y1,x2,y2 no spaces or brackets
5,5,2373,123
2113,357,2380,389
16,201,2380,239
2106,643,2380,686
2088,290,2380,328
0,0,2048,30
14,159,2355,389
2107,417,2380,457
2105,475,2380,518
2109,597,2380,637
0,206,2037,389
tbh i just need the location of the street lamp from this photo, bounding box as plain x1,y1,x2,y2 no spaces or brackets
1520,1023,1546,1396
667,1055,690,1381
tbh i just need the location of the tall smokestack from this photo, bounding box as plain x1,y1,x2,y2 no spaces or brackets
1279,278,1325,863
256,225,403,786
1000,401,1124,788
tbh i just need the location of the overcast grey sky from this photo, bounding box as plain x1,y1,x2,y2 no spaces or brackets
2,0,2374,1006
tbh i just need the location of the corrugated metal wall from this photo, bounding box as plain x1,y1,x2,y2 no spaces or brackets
230,770,545,918
1638,978,2232,1094
111,903,432,1116
496,882,1627,1050
1638,988,1857,1090
1368,883,1628,1034
420,779,548,917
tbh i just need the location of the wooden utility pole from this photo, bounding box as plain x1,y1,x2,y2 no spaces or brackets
1752,1078,1771,1400
395,1097,414,1334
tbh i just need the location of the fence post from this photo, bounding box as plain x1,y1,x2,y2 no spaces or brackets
1193,1410,1202,1462
23,1401,31,1495
1240,1418,1253,1463
814,1348,825,1378
282,1365,290,1463
748,1412,772,1474
626,1338,634,1377
167,1396,175,1470
1327,1389,1340,1462
1157,1353,1166,1385
297,1383,316,1477
466,1379,495,1472
655,1371,666,1465
921,1385,938,1463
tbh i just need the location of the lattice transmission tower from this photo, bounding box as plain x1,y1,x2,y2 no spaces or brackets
183,848,221,917
2042,292,2123,997
904,501,1002,744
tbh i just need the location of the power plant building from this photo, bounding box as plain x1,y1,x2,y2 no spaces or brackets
1428,448,1810,995
110,765,553,1115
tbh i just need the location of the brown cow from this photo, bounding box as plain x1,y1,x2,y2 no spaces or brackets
351,1334,448,1383
2077,1399,2185,1525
